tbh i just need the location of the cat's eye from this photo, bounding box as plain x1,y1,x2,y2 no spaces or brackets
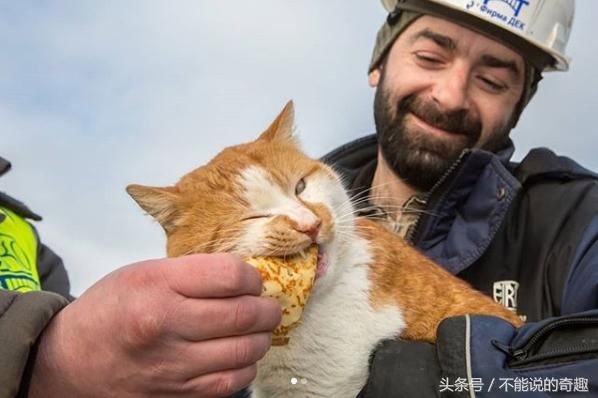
295,178,306,195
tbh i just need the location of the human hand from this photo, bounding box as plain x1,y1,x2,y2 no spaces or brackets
28,254,281,398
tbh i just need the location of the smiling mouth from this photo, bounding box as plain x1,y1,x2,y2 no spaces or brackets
409,113,465,138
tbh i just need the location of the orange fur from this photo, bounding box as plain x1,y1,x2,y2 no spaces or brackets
358,217,523,342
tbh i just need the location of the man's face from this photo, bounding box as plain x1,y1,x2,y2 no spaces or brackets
370,16,525,191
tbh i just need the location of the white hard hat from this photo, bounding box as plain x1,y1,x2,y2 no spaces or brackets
381,0,575,71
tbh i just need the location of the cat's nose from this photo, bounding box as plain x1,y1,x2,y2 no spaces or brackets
300,219,321,242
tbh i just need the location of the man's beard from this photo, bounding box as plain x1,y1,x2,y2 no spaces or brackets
373,85,511,192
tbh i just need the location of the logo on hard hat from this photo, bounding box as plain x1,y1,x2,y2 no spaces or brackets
469,0,530,31
483,0,529,17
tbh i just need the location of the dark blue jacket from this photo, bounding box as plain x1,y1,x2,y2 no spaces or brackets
324,135,598,397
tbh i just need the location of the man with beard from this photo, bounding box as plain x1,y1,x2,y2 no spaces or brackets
320,0,598,396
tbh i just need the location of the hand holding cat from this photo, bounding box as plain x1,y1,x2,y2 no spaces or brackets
28,254,282,398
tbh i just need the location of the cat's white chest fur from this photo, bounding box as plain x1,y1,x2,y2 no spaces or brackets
249,237,404,398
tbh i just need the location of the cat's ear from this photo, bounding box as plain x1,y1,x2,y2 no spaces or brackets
258,100,296,143
126,184,180,233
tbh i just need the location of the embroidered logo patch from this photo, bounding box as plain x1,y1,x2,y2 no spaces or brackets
493,280,526,321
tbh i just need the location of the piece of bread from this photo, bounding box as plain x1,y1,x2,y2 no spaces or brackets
244,245,318,345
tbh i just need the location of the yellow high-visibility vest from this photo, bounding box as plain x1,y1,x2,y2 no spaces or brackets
0,207,40,292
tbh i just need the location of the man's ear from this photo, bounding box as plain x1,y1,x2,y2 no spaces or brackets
369,68,381,88
126,184,180,233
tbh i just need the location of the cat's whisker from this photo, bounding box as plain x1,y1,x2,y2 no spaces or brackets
337,214,382,225
349,197,427,209
335,204,436,224
340,186,436,218
335,200,358,215
348,181,394,197
367,207,438,217
337,190,379,208
345,194,373,207
342,183,395,205
338,204,440,219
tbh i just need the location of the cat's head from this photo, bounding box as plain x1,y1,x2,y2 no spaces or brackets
127,101,355,283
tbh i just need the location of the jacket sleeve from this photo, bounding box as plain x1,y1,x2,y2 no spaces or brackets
0,290,69,398
0,228,72,397
358,224,598,398
560,214,598,314
35,236,72,300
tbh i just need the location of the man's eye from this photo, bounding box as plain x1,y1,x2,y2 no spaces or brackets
415,53,443,65
479,77,507,93
295,178,306,195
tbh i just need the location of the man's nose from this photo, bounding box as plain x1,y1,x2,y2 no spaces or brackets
431,64,471,113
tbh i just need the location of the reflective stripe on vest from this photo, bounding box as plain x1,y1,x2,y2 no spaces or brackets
0,207,40,292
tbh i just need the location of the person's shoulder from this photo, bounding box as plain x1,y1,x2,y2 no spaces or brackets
513,147,598,185
511,148,598,228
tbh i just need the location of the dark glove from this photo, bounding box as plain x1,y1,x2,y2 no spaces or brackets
357,339,442,398
358,316,480,398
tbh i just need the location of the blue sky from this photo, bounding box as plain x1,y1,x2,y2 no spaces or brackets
1,1,596,295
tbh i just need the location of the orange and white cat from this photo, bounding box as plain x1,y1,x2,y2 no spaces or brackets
127,102,522,398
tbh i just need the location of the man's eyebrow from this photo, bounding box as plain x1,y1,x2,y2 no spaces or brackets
410,28,522,80
480,54,521,79
410,28,456,51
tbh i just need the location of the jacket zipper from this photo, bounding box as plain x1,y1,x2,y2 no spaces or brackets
510,317,598,362
406,150,470,245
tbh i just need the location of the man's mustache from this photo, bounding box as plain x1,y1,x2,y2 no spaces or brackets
398,95,482,139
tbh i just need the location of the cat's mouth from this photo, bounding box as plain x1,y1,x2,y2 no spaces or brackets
316,249,328,280
293,244,328,280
